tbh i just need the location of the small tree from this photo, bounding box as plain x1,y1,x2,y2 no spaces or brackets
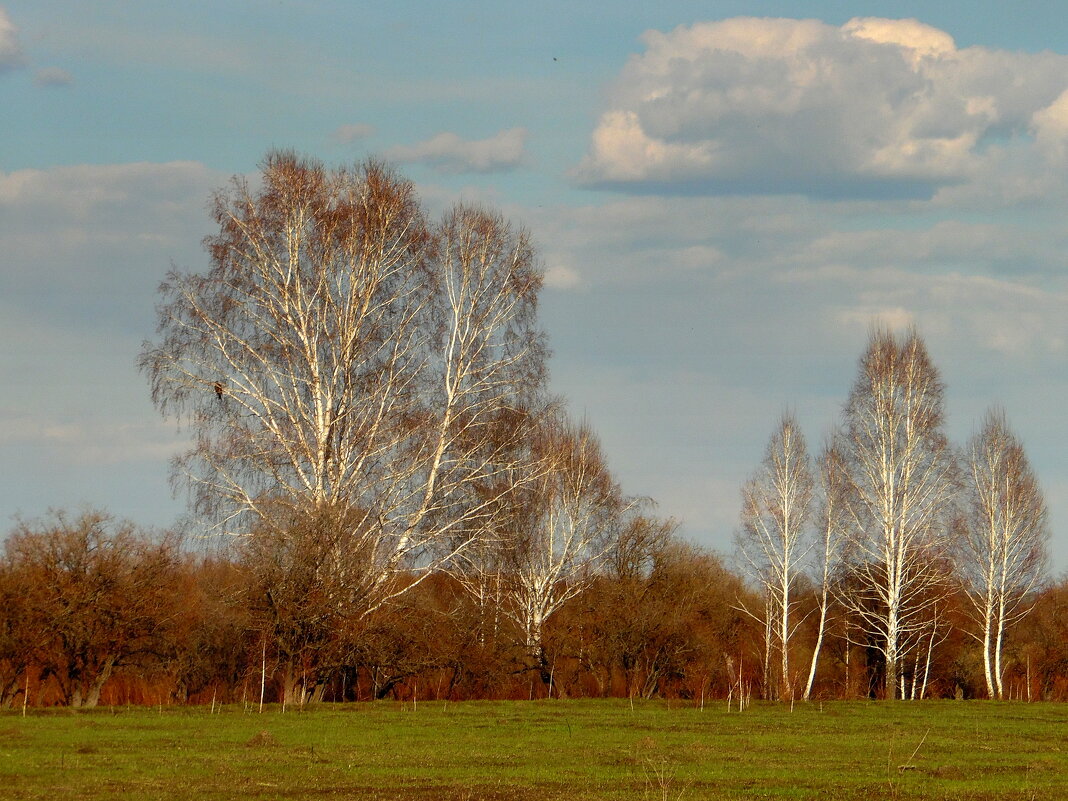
737,413,814,700
4,510,180,707
495,413,628,691
958,408,1048,699
803,439,847,700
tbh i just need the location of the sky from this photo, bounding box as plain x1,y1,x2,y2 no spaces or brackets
4,1,1068,568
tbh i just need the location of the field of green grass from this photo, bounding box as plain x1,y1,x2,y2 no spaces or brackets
1,699,1065,800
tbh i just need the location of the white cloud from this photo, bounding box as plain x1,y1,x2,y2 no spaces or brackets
332,122,375,143
0,7,24,70
543,263,581,289
575,17,1068,198
385,127,527,173
0,160,219,212
836,305,916,332
33,66,73,87
842,17,955,64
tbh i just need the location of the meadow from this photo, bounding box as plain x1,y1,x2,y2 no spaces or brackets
1,699,1065,800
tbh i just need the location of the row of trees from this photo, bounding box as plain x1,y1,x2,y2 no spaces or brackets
0,507,736,707
738,329,1049,701
2,506,1067,708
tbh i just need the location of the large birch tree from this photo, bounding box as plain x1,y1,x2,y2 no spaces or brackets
837,328,957,700
141,152,546,626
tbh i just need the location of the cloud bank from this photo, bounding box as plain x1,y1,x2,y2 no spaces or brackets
386,127,527,174
575,17,1068,198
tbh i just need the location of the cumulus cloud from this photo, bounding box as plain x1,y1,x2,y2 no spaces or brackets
575,17,1068,198
0,7,24,71
33,66,73,87
385,127,527,173
332,122,375,143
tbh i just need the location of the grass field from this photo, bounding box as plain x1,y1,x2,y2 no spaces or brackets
1,699,1066,800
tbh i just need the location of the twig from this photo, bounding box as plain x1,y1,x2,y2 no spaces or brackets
898,727,931,772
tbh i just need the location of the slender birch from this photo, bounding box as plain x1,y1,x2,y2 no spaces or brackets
837,328,957,700
737,413,814,700
958,408,1048,699
803,439,847,700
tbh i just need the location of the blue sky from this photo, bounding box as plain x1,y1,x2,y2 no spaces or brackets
5,1,1068,567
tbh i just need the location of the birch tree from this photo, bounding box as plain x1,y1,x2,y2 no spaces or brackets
803,439,847,700
959,408,1049,699
737,413,814,700
837,328,957,700
141,152,546,628
497,413,627,689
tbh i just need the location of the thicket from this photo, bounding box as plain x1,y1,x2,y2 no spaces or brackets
1,508,1067,708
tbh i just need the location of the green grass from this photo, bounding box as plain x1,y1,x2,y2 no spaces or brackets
1,699,1066,799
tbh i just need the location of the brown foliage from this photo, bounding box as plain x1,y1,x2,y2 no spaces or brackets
1,510,181,707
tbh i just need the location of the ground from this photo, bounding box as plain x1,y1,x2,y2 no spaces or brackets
1,699,1066,799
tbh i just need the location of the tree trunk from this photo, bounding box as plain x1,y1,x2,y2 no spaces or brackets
281,662,305,708
983,604,997,699
803,591,828,701
762,594,773,700
780,573,791,701
920,623,936,700
84,655,116,708
885,648,898,701
993,609,1006,700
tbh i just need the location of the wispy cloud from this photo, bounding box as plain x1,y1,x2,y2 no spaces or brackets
385,127,527,174
575,17,1068,199
332,122,375,143
0,160,223,329
34,66,73,87
543,263,582,290
0,7,25,71
0,417,186,466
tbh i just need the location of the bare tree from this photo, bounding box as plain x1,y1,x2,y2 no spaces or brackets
4,510,180,708
737,413,814,700
0,550,43,707
803,438,847,700
837,328,957,699
141,152,546,623
496,413,628,691
958,408,1049,699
